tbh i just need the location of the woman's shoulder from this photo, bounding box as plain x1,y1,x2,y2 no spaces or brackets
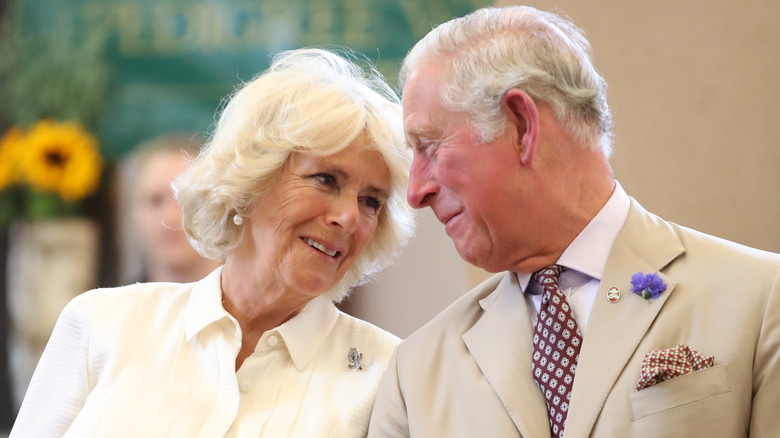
63,281,195,328
73,280,191,305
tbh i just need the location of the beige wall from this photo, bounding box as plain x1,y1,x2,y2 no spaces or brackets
497,0,780,254
342,209,472,338
348,0,780,338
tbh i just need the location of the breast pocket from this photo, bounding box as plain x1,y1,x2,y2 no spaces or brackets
629,364,731,420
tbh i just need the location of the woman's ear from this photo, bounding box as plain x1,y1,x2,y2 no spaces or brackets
502,89,539,166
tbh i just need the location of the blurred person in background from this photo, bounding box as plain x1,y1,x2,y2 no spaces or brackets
11,47,414,437
117,133,222,285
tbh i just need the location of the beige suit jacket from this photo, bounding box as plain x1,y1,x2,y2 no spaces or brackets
369,199,780,437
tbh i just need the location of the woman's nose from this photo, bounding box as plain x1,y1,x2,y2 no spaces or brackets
329,196,360,233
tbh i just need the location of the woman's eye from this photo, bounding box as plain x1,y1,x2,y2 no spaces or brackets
363,196,383,213
312,173,338,188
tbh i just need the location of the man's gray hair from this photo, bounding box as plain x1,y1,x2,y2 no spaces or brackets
400,6,613,156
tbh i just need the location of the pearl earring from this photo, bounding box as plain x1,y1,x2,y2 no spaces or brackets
232,214,244,226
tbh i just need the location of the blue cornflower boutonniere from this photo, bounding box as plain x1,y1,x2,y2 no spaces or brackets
631,272,667,300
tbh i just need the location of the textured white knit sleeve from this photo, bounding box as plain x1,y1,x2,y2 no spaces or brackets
10,294,92,437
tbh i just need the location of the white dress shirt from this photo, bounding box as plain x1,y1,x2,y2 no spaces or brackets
519,182,630,333
10,267,400,438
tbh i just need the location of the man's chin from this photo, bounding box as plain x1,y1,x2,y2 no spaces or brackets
454,242,487,270
455,244,508,274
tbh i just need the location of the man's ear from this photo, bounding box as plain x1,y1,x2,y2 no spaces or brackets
503,89,539,166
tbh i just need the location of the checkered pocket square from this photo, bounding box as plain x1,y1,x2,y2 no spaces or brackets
636,344,714,391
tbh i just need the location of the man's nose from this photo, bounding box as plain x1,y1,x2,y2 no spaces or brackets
406,157,438,209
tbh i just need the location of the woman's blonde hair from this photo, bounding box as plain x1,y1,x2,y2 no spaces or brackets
174,48,414,301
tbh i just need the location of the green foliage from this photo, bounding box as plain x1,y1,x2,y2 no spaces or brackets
0,7,112,129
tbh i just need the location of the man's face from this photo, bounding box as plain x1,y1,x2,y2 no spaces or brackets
402,63,527,272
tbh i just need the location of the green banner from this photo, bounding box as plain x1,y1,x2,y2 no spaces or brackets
8,0,491,160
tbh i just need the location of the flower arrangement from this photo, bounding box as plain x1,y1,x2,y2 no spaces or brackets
0,120,103,225
0,5,110,227
630,272,667,301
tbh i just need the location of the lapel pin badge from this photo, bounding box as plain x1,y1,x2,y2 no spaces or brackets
607,287,621,303
348,347,363,370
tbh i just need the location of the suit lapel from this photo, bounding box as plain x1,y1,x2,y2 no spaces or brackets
564,199,685,437
463,272,551,437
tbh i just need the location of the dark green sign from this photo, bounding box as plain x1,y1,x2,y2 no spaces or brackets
11,0,491,159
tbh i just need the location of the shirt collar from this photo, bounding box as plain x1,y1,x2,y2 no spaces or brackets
276,295,339,371
186,267,340,371
185,266,232,342
559,181,630,279
517,181,630,292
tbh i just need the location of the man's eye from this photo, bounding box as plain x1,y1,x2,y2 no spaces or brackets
312,173,338,188
418,141,437,158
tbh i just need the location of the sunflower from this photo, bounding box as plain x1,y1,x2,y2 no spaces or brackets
0,127,25,191
18,120,103,202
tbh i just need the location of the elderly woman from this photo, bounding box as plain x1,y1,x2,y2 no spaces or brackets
11,48,414,437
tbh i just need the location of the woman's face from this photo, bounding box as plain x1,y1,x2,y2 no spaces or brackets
239,141,390,299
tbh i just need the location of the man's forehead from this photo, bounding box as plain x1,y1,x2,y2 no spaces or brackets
402,63,442,101
401,62,451,141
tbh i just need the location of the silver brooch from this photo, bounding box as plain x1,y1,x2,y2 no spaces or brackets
348,347,363,370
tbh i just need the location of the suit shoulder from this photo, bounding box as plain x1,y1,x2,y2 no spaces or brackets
670,222,780,268
626,199,779,272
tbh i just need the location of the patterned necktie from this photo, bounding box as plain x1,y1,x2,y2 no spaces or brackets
531,265,582,438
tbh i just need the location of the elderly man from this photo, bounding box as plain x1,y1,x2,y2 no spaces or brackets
368,5,780,438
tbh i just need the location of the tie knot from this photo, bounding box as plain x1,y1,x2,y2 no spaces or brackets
534,265,565,288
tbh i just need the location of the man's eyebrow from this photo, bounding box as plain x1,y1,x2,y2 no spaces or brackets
405,124,440,150
406,124,438,138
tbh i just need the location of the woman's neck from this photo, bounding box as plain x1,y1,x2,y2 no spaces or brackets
220,256,311,370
